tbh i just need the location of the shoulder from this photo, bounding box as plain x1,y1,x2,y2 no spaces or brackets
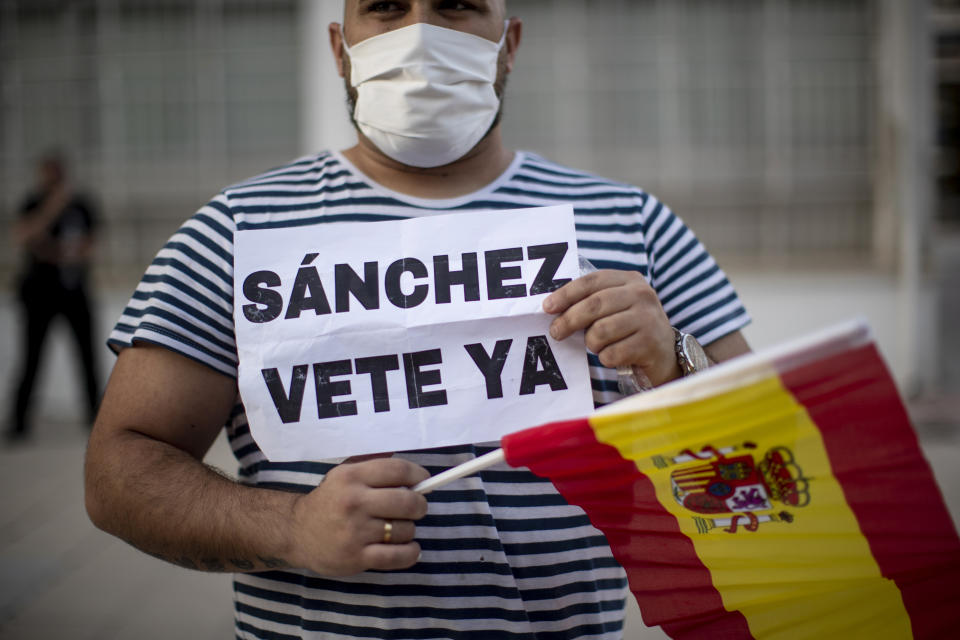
514,153,643,193
176,152,343,235
514,152,667,229
222,151,346,196
513,153,653,210
217,151,368,227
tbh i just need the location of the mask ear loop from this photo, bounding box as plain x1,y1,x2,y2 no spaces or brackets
340,23,353,57
497,19,510,49
340,24,359,91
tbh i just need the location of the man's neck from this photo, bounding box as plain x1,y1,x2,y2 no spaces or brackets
340,127,515,200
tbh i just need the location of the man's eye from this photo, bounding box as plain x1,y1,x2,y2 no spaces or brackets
367,1,404,13
438,1,477,10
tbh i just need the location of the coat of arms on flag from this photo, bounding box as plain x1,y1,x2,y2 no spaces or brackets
664,442,809,534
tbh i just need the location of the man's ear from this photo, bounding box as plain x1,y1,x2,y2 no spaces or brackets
503,17,523,74
328,22,346,78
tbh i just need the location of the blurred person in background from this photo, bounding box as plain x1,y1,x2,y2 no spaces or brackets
7,151,100,442
85,1,750,638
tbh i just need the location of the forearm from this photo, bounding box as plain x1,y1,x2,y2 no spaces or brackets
12,217,50,247
85,428,297,572
14,196,66,247
704,330,751,365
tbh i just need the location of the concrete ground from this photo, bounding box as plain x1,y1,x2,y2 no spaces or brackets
0,283,957,639
0,423,234,640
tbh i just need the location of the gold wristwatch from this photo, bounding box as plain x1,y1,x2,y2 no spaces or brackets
674,327,710,376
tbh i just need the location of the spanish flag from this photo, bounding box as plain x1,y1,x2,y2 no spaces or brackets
496,321,960,639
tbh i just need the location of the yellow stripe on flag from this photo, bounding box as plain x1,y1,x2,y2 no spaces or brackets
589,375,913,639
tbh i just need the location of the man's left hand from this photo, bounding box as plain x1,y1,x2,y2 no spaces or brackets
542,269,681,387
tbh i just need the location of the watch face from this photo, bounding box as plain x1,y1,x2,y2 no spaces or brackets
682,333,711,373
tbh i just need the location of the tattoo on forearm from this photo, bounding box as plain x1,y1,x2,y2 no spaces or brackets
257,556,289,569
228,558,255,571
143,549,197,570
142,547,288,572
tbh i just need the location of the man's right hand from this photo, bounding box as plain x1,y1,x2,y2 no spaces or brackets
290,457,430,576
85,343,430,577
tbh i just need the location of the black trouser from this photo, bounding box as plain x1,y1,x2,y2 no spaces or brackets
11,269,100,435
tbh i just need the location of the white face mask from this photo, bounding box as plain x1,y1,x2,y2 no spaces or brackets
342,22,507,168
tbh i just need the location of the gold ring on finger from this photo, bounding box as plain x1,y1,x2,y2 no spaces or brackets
382,520,393,544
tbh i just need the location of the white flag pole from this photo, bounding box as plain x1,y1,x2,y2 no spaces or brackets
413,448,506,494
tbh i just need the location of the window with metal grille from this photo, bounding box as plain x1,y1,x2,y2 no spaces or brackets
502,0,877,266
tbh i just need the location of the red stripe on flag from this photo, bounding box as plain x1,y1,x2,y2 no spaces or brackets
781,343,960,639
502,418,754,639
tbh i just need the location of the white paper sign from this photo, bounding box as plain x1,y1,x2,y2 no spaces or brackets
234,205,593,460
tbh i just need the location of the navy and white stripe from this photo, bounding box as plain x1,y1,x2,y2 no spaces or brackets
109,150,749,639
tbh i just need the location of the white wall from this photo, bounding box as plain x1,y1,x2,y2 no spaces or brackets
731,269,935,397
300,0,356,156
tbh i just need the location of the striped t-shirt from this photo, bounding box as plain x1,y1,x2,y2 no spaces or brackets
109,150,749,639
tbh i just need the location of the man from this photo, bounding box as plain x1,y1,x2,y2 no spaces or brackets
85,1,751,638
9,152,99,441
